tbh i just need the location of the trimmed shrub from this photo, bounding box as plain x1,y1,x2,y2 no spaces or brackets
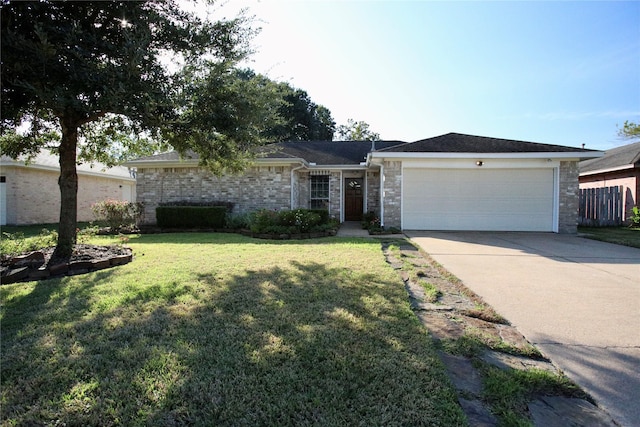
159,200,234,212
249,209,280,234
156,206,226,229
249,209,330,234
92,200,143,231
225,213,250,230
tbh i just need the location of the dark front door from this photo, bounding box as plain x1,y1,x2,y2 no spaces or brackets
344,178,364,221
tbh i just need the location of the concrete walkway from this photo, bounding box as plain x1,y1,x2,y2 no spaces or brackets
336,221,405,238
406,231,640,427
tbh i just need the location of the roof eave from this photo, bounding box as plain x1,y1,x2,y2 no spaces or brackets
125,156,307,168
370,151,603,160
579,163,638,176
1,159,135,181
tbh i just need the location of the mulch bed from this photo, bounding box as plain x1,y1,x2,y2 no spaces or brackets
1,244,133,285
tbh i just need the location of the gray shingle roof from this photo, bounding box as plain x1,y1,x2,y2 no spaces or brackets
257,141,405,165
129,141,406,166
128,133,599,167
1,150,134,178
378,133,597,153
579,141,640,173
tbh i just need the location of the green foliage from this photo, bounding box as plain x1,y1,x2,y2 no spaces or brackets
224,213,251,230
0,229,57,257
1,0,256,254
159,200,234,212
617,120,640,140
91,200,143,231
630,206,640,227
480,364,590,425
249,209,330,234
156,206,227,229
336,118,380,141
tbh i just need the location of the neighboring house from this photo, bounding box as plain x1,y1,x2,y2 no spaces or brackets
579,141,640,223
0,150,136,226
126,133,601,233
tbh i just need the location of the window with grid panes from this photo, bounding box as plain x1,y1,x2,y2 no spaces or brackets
310,175,329,209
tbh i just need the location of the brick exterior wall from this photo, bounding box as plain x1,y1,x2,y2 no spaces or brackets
558,161,579,234
1,166,135,225
328,172,342,220
136,165,293,224
381,161,402,228
366,170,380,215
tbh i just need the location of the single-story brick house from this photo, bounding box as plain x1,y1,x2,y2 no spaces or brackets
127,133,601,233
579,140,640,223
0,150,136,226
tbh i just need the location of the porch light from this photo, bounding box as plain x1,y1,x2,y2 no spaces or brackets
476,161,484,166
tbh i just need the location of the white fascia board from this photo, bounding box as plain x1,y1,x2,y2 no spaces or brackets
308,164,369,171
1,161,135,181
126,157,306,168
579,164,635,176
370,151,603,160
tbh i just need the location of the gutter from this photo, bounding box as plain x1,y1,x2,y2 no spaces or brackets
579,164,637,176
369,151,604,160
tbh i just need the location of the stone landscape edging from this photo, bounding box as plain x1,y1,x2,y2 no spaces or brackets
1,247,133,285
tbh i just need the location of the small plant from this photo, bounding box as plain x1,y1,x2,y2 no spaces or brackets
249,209,280,233
0,229,58,257
248,209,329,234
629,206,640,228
77,225,99,244
225,213,250,230
92,199,143,232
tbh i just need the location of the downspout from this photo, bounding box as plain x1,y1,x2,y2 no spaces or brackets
291,162,305,209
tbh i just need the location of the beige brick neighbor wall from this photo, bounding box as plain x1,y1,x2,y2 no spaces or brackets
558,161,579,234
2,166,135,225
137,165,293,224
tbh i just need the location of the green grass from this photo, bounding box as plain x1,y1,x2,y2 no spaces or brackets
1,222,94,238
479,364,592,427
1,233,466,426
579,226,640,249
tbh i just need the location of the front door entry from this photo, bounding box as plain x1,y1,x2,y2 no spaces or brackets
344,178,364,221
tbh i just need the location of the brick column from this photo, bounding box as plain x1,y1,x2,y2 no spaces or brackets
558,161,579,234
382,161,402,228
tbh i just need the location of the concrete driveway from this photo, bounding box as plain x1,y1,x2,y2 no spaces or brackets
405,231,640,427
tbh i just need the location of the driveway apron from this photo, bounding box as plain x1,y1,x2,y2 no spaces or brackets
406,231,640,427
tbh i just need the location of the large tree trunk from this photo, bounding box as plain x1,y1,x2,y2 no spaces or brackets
53,116,79,259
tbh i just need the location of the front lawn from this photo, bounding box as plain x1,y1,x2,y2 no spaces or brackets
578,226,640,249
1,233,466,426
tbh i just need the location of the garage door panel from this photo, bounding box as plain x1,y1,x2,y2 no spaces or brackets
403,168,554,231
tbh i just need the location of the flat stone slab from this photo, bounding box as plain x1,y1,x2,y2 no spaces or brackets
438,352,484,396
528,396,618,427
480,351,558,373
458,398,498,427
411,301,453,311
416,311,465,340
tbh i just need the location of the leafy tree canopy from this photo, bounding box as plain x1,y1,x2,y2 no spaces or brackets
617,120,640,141
335,118,380,141
231,69,335,142
0,0,259,256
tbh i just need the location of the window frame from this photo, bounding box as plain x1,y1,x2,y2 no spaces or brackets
309,175,330,209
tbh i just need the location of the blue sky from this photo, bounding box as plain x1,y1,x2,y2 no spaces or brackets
222,1,639,150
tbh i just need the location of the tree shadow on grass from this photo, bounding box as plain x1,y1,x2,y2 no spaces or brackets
1,259,467,426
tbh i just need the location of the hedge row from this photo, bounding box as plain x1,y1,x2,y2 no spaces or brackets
156,206,227,229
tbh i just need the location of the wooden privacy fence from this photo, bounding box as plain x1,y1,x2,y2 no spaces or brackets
579,186,623,227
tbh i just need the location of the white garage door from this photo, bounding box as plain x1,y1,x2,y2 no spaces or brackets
403,168,554,231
